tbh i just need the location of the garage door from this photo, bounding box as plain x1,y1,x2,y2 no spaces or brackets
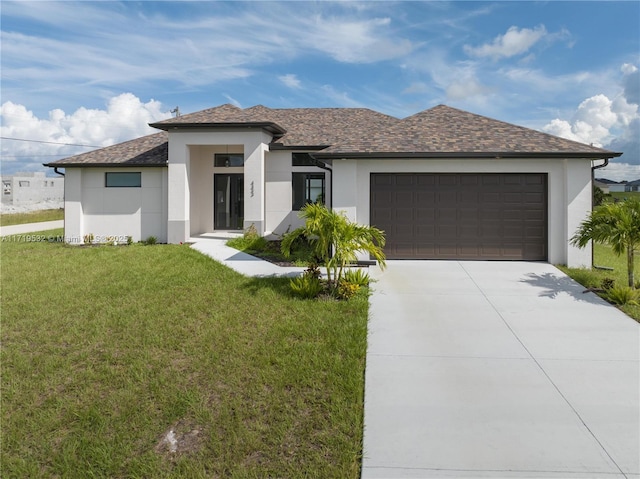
370,173,547,260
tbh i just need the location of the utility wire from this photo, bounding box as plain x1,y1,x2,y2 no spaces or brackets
0,136,101,148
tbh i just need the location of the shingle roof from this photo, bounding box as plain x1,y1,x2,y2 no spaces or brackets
48,104,620,167
45,132,168,167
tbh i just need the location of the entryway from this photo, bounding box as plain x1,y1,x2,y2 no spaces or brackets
214,174,244,230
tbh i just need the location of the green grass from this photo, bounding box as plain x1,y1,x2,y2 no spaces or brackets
0,208,64,226
227,236,316,266
558,243,640,321
1,229,368,478
607,191,640,202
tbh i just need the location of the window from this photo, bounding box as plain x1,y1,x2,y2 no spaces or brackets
292,153,317,166
19,181,30,187
105,172,141,187
293,173,325,210
214,154,244,167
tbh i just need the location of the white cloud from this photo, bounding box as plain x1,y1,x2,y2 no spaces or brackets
279,74,302,89
464,25,548,60
446,78,491,101
1,93,171,174
304,16,414,63
596,163,640,182
542,65,640,179
1,1,414,110
542,93,637,147
402,82,430,95
222,94,242,108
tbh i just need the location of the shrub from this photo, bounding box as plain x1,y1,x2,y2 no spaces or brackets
601,277,615,290
83,233,94,244
336,281,360,300
281,203,386,296
227,225,268,252
144,236,157,245
342,268,370,287
289,273,324,299
604,286,640,306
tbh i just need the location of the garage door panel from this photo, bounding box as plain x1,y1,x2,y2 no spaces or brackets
416,191,435,203
416,225,435,238
437,245,458,255
480,192,501,203
438,225,457,238
394,224,414,237
416,208,435,222
458,208,479,221
437,191,457,203
459,225,480,238
503,192,523,203
370,173,547,260
396,208,414,222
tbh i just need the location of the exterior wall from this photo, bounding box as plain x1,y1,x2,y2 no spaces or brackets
166,129,272,243
264,150,332,237
609,184,626,192
63,167,167,243
1,172,64,206
332,157,593,268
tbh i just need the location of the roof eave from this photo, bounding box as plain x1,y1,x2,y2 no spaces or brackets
269,144,331,151
44,162,167,168
313,151,623,160
149,121,286,135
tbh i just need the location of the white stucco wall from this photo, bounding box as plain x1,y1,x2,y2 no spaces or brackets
264,151,332,237
332,157,593,268
63,167,167,243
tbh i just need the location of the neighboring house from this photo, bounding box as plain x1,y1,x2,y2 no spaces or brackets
625,179,640,192
609,182,627,193
594,179,611,194
1,171,64,206
46,104,621,267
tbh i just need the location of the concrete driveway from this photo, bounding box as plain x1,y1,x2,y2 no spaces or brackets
362,261,639,478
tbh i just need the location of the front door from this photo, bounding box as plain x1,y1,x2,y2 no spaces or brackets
214,174,244,230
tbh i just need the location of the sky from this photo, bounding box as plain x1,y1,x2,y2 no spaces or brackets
1,1,639,181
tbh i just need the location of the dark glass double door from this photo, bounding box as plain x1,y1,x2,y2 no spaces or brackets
214,174,244,230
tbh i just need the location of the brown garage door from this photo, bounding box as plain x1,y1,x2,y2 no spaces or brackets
370,173,547,260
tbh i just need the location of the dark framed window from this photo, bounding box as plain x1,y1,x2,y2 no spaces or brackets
292,153,317,166
105,172,141,187
215,154,244,167
293,173,325,210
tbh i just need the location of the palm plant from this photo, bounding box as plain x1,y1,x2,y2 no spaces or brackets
571,198,640,288
281,203,386,294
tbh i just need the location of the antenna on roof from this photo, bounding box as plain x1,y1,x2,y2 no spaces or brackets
170,107,181,118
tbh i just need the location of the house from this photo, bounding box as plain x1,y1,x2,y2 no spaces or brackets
625,179,640,192
45,104,621,267
1,171,64,206
594,179,611,194
609,182,627,193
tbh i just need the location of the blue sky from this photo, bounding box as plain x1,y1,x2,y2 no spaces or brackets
1,1,639,180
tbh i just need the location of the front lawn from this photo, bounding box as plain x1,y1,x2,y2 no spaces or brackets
558,243,640,321
0,208,64,226
1,230,368,478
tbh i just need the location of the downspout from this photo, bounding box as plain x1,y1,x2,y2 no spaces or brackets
53,167,65,177
591,158,609,269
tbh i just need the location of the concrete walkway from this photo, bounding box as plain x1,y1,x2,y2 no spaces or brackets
189,233,307,277
0,220,63,236
362,261,640,478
